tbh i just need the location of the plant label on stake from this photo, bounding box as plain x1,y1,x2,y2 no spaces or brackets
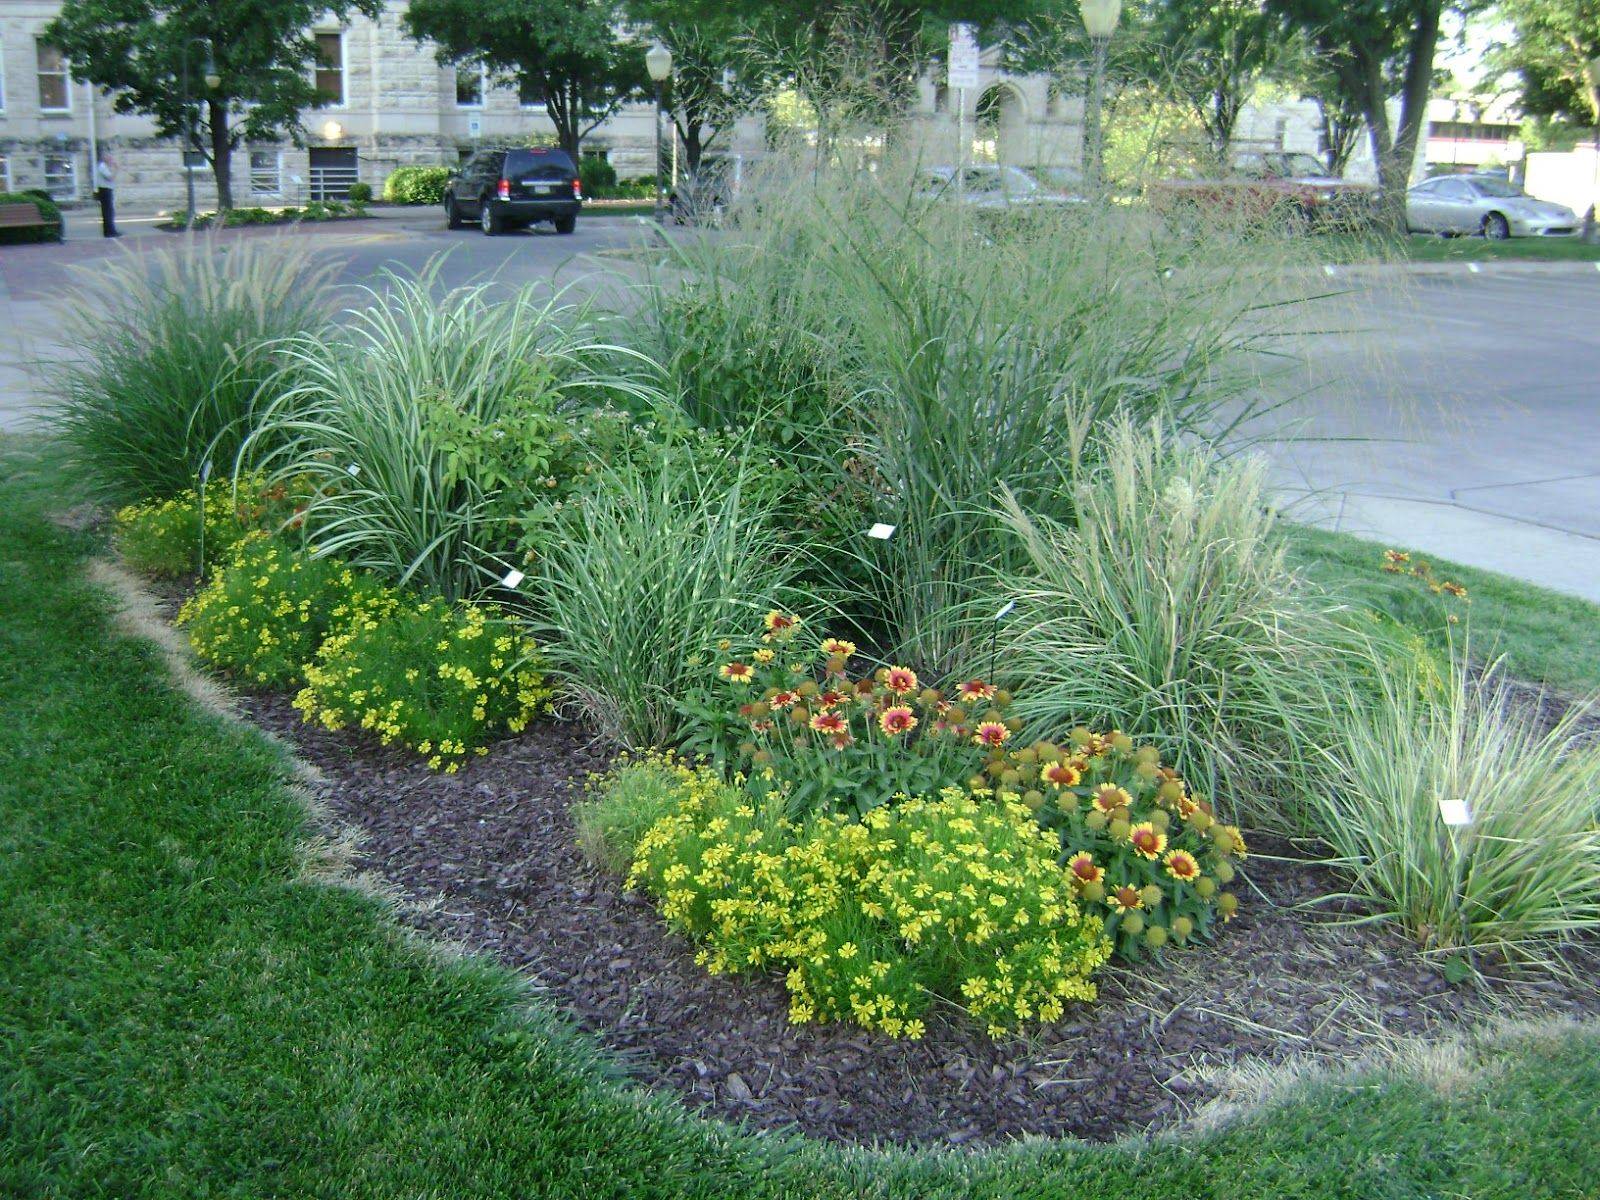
500,568,525,590
346,464,361,478
1438,798,1472,827
867,523,896,541
196,458,214,581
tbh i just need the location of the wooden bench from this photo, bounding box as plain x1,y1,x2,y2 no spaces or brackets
0,201,64,242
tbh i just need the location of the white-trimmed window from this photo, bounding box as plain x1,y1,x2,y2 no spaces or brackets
455,64,486,108
249,148,282,196
37,41,70,112
518,76,544,109
43,153,76,198
314,32,344,106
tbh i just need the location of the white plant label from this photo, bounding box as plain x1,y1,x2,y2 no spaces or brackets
346,463,361,477
995,600,1016,621
501,568,525,590
199,459,213,484
1438,798,1473,827
867,523,897,541
1322,265,1337,278
1467,263,1481,274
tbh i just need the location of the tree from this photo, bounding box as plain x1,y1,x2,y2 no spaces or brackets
1144,0,1286,164
403,0,645,161
1278,36,1366,174
624,0,762,175
44,0,380,210
1493,0,1600,128
1269,0,1455,211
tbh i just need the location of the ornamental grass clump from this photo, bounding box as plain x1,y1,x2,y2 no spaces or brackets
177,534,398,688
113,473,303,578
55,236,333,506
620,758,1108,1038
1315,658,1600,965
293,598,551,771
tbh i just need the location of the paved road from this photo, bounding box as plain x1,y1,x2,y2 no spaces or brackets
4,215,1599,602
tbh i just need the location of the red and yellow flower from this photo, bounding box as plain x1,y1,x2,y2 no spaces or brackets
1091,783,1132,815
1067,852,1104,886
1040,760,1082,789
884,665,919,696
762,611,800,641
1129,822,1167,860
1163,849,1201,882
956,679,996,703
878,705,918,736
810,710,848,736
770,690,800,709
1107,883,1144,912
820,637,857,659
719,661,754,685
973,720,1011,749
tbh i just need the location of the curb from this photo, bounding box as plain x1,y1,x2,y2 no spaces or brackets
1316,258,1600,281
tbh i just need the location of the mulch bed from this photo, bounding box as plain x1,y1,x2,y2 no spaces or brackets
220,687,1599,1149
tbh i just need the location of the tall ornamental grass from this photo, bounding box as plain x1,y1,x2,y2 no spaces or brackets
55,236,333,505
629,157,1322,669
1315,659,1600,964
985,420,1343,819
527,448,814,749
242,267,658,599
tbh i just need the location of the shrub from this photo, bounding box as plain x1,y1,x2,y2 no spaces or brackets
243,267,658,599
988,420,1344,821
54,237,334,506
293,597,551,770
527,445,812,749
621,759,1109,1037
1314,658,1600,966
383,166,451,205
573,752,699,874
112,473,302,578
347,181,373,205
0,191,63,244
178,534,398,688
579,154,617,195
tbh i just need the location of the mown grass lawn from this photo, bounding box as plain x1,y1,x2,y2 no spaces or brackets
1322,232,1600,264
2,436,1596,1199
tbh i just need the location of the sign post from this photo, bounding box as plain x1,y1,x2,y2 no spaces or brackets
948,23,980,205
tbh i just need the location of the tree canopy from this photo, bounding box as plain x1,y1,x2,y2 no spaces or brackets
1493,0,1600,128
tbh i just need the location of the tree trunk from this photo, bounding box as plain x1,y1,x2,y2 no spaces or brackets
1387,0,1441,196
207,98,233,210
545,86,581,160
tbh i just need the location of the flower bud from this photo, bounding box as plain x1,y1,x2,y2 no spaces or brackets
1111,733,1133,753
1085,810,1108,831
1081,880,1105,902
1135,745,1161,765
993,689,1013,708
1217,892,1238,918
1109,818,1131,842
1122,912,1145,935
797,680,820,699
1069,726,1093,748
1159,780,1185,804
1145,925,1168,949
1214,859,1235,884
1149,808,1171,831
1140,885,1163,908
1195,876,1217,899
1023,789,1045,811
1171,916,1193,939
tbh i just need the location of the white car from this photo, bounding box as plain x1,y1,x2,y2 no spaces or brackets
1406,175,1579,239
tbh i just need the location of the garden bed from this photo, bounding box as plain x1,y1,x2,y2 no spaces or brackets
138,576,1594,1149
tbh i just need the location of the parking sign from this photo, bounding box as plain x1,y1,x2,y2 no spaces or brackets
948,23,980,90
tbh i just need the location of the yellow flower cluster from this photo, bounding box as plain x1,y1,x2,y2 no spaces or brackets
178,533,398,687
292,596,552,770
624,761,1109,1039
114,472,297,578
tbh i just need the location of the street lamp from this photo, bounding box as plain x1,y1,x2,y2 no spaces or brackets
178,38,219,228
645,42,672,221
1585,56,1600,242
1079,0,1121,188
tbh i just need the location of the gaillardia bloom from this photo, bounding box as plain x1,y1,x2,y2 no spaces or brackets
1164,849,1201,882
973,720,1011,748
1129,822,1167,860
1091,783,1132,814
1107,883,1144,912
1041,760,1082,789
810,711,848,736
957,679,996,702
1067,852,1104,886
879,705,918,736
763,611,800,640
820,637,857,659
884,665,919,695
719,662,754,684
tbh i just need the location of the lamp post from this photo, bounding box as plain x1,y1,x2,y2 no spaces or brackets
1584,56,1600,243
645,42,673,222
178,38,219,228
1079,0,1121,189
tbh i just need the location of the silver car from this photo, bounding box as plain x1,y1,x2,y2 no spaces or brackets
916,165,1082,209
1406,175,1579,239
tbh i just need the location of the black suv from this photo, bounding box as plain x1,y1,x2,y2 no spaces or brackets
444,147,581,235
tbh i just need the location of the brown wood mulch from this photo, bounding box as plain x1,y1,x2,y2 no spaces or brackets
218,686,1599,1149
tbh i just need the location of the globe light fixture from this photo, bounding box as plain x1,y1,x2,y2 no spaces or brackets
1079,0,1123,187
1079,0,1122,40
645,43,673,221
322,120,344,141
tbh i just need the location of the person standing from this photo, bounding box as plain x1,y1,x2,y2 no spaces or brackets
94,151,120,238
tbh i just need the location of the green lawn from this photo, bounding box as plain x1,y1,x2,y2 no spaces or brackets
1286,524,1600,696
2,437,1597,1198
1323,232,1600,263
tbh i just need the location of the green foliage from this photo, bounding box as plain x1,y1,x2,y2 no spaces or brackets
294,596,551,769
1492,0,1600,127
383,165,453,204
573,752,689,873
242,265,658,599
347,181,374,204
988,421,1345,824
53,237,334,506
526,446,811,749
112,473,301,578
44,0,383,207
177,533,398,687
179,201,360,228
578,153,617,195
623,759,1108,1038
1315,657,1600,964
0,191,63,244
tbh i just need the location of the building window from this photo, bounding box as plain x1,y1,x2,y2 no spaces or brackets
37,42,70,112
456,64,486,108
183,149,207,172
315,32,344,106
249,149,281,196
518,76,544,109
43,153,76,198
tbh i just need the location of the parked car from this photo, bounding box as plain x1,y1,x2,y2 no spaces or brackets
444,147,581,235
916,164,1082,209
1405,174,1579,239
1150,151,1376,230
